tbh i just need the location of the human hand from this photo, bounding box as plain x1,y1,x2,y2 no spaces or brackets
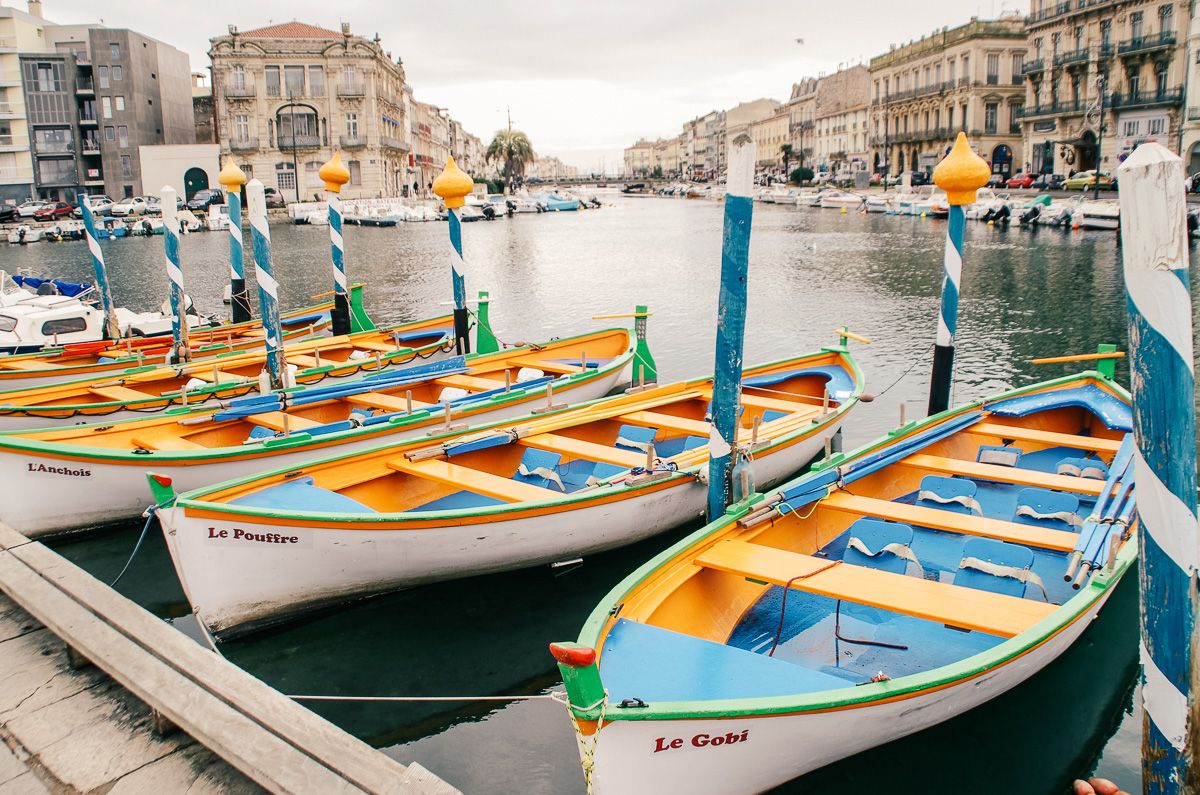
1073,778,1129,795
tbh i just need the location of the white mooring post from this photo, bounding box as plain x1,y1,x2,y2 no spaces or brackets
1116,142,1199,791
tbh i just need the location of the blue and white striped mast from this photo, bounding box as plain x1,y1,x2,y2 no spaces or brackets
160,186,191,364
76,192,120,341
706,133,756,520
432,156,473,354
1117,143,1199,791
927,132,990,415
218,159,252,323
320,151,352,336
246,178,286,390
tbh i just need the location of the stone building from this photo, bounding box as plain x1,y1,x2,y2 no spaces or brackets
623,138,654,177
1023,0,1189,177
209,21,410,201
1182,4,1200,172
653,136,681,176
749,110,790,171
812,65,871,177
410,99,448,195
785,78,819,171
869,16,1027,179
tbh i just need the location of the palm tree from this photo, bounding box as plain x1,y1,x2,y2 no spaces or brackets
780,143,794,178
486,130,535,192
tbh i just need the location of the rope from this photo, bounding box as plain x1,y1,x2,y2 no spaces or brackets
874,347,929,398
563,692,608,795
767,561,843,657
110,499,172,588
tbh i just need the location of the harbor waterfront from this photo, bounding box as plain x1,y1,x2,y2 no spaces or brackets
5,194,1197,793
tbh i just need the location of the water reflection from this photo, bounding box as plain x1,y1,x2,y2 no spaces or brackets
31,196,1195,792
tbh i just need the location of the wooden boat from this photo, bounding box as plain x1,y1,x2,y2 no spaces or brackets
0,314,456,430
0,297,337,389
148,344,863,637
551,372,1134,795
0,328,634,537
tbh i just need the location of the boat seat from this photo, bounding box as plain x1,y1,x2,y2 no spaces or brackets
970,421,1123,454
435,374,506,392
762,410,788,423
344,393,434,413
409,490,505,512
130,434,205,451
1056,456,1108,480
696,539,1055,637
549,357,610,369
976,444,1022,468
654,435,707,458
88,385,153,403
249,412,322,433
280,312,327,327
916,475,982,515
513,448,566,491
1012,487,1081,530
387,457,561,504
820,492,1077,552
521,433,644,468
898,454,1105,496
507,357,582,375
615,424,657,453
390,327,451,343
620,410,711,438
230,476,376,513
954,537,1043,600
843,518,918,576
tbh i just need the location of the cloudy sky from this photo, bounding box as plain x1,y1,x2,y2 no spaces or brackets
32,0,1026,172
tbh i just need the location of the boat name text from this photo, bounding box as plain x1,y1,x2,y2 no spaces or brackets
208,527,300,545
653,730,749,753
26,462,91,477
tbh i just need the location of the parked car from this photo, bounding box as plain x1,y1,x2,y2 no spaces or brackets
187,189,225,213
110,196,149,217
1005,172,1035,189
0,204,16,223
264,187,285,208
144,195,184,215
1062,170,1114,190
986,173,1008,189
32,201,74,221
16,200,48,218
71,195,114,218
1030,174,1066,191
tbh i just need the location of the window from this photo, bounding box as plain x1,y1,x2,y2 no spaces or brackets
34,127,72,153
1101,19,1112,46
234,113,249,141
284,65,304,97
935,63,942,84
37,157,75,185
117,125,128,147
1071,74,1080,102
984,102,998,134
1122,119,1141,136
341,66,357,90
115,96,125,112
41,317,87,336
123,184,132,198
1074,26,1084,49
1156,61,1168,95
109,43,120,58
309,66,325,97
305,160,320,188
34,63,54,92
112,65,122,82
101,97,111,118
264,66,280,97
961,103,968,128
1010,105,1022,133
1129,68,1141,96
1159,4,1172,34
275,161,296,195
104,125,114,141
98,66,109,89
933,108,940,129
948,60,956,81
1051,32,1060,55
277,110,318,143
1149,116,1166,135
986,54,999,85
1131,11,1144,40
121,154,132,177
345,112,358,138
1033,38,1043,59
231,64,245,89
1012,53,1023,83
961,55,969,81
947,105,954,129
348,159,361,186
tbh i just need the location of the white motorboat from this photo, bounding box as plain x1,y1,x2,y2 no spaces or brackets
6,225,45,244
1074,199,1120,230
819,190,863,210
863,195,889,213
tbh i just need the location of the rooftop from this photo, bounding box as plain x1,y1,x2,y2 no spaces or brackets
239,21,343,39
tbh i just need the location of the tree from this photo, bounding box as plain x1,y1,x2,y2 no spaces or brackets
486,130,535,192
780,143,794,176
651,165,663,179
790,166,814,185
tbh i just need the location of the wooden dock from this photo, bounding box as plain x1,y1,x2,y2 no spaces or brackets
0,524,458,794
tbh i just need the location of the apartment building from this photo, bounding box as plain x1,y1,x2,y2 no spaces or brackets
749,110,790,171
869,16,1026,178
209,21,410,201
812,65,871,176
0,1,46,202
623,137,654,176
785,78,819,171
1023,0,1188,176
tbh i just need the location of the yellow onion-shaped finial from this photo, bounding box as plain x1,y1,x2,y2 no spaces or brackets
432,156,473,209
217,158,247,192
933,132,991,206
319,151,351,194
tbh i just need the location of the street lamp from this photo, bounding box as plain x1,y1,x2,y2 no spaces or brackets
1090,74,1107,201
278,96,306,203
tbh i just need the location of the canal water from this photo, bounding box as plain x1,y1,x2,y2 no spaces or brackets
7,195,1194,793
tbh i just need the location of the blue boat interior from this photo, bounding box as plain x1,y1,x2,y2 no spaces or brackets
598,393,1134,705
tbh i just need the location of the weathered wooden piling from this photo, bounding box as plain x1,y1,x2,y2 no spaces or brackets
432,156,473,354
160,186,190,364
927,132,989,415
707,133,756,520
217,159,252,323
1116,142,1199,792
76,192,120,340
320,151,352,336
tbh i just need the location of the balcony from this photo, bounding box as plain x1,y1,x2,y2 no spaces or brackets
380,135,406,151
74,51,91,66
1098,43,1114,59
1054,48,1090,68
78,114,98,126
0,102,19,119
277,134,321,150
1025,0,1115,25
75,78,94,95
1108,88,1184,109
35,141,74,155
230,137,259,152
81,142,101,155
336,82,365,98
224,84,256,99
1017,100,1086,118
1118,32,1176,56
339,135,366,149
